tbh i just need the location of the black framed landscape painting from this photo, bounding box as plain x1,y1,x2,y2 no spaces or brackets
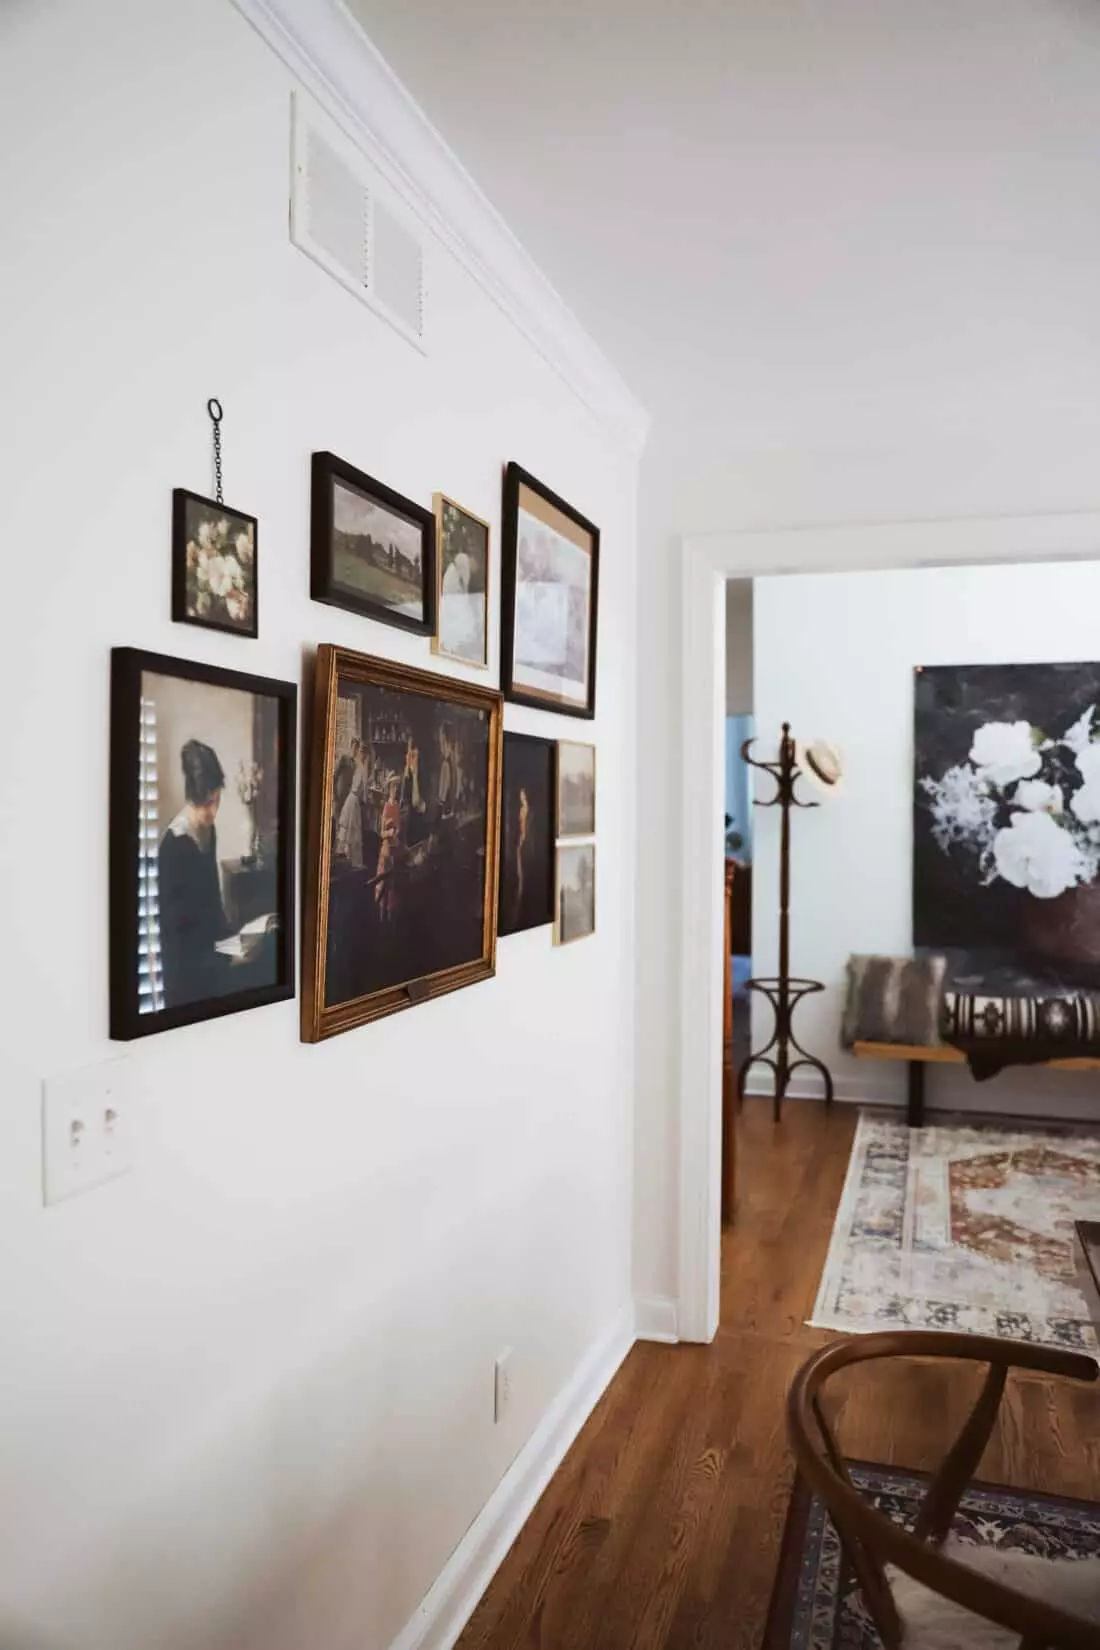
109,649,297,1039
311,452,436,637
302,646,502,1040
913,661,1100,991
498,732,555,937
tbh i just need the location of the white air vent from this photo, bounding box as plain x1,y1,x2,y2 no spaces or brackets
291,96,427,353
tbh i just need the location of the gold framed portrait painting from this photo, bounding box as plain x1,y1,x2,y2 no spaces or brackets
302,646,503,1041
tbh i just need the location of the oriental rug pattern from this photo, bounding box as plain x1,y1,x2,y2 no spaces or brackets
809,1112,1100,1354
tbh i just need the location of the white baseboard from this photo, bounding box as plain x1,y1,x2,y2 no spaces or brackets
634,1294,679,1343
388,1303,636,1650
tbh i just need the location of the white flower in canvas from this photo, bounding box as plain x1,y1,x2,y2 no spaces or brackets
992,810,1086,899
920,763,997,852
1070,742,1100,824
197,520,214,550
1060,705,1095,754
968,721,1041,786
235,530,253,563
205,554,232,598
1013,778,1063,814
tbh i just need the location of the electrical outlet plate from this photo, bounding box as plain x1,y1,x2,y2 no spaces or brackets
42,1059,132,1206
494,1347,513,1424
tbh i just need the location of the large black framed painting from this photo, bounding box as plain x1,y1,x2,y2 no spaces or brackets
311,451,436,637
498,732,555,937
302,646,503,1040
109,649,297,1039
914,661,1100,991
501,462,599,719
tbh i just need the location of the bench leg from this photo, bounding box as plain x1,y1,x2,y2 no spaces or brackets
907,1061,926,1129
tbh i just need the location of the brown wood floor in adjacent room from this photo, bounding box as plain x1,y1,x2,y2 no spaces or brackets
457,1099,1100,1650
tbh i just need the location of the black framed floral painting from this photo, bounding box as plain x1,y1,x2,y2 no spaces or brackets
914,661,1100,990
172,489,258,637
109,649,297,1039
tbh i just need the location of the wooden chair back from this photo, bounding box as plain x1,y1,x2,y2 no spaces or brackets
786,1331,1100,1649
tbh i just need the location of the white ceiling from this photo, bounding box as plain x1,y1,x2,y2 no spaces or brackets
347,0,1100,466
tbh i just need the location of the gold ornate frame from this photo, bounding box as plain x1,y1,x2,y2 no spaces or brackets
302,645,502,1041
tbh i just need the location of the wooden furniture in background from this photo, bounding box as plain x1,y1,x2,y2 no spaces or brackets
721,859,736,1224
1075,1221,1100,1335
853,1038,1100,1128
787,1330,1099,1648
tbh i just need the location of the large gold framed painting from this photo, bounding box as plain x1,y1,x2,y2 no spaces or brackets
302,646,503,1041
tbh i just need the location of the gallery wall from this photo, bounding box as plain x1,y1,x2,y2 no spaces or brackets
0,2,641,1647
751,560,1100,1119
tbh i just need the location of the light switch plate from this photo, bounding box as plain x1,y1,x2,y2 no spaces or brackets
42,1059,132,1206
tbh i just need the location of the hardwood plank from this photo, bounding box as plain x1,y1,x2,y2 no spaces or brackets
455,1098,1100,1650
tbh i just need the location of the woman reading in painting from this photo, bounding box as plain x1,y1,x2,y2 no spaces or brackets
158,739,232,1008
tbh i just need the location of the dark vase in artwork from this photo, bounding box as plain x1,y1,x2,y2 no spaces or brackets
1024,881,1100,969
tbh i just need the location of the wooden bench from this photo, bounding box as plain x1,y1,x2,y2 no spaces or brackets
852,1040,1100,1128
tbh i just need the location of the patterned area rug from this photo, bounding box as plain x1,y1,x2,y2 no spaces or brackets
810,1112,1100,1354
762,1462,1100,1648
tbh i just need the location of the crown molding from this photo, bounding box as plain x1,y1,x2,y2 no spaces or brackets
230,0,650,456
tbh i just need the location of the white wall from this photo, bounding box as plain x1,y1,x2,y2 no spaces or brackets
751,560,1100,1120
0,3,639,1647
725,580,753,714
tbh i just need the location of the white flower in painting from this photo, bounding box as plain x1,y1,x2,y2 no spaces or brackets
920,763,997,852
969,721,1041,787
1070,742,1100,824
1013,778,1063,814
225,589,249,625
992,810,1086,899
235,530,253,563
1061,705,1095,754
205,554,232,598
216,518,230,542
197,520,214,550
223,554,244,590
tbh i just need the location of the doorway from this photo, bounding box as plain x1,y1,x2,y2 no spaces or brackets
676,513,1100,1343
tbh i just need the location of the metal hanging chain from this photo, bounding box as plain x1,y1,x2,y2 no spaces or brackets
207,397,224,505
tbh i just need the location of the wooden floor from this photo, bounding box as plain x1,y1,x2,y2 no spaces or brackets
458,1099,1100,1650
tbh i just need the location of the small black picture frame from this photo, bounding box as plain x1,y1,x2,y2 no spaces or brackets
311,451,436,638
109,648,297,1040
172,488,259,639
501,462,599,720
498,731,556,937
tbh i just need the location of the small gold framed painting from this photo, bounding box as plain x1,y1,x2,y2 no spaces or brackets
433,494,490,667
554,842,595,946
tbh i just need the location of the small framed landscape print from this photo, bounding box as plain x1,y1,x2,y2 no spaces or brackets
501,463,599,718
311,451,436,637
555,842,596,945
109,649,297,1039
433,493,490,667
556,740,596,838
499,732,555,937
302,645,503,1040
172,489,258,637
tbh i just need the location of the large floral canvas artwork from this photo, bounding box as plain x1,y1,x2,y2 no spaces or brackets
914,661,1100,989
